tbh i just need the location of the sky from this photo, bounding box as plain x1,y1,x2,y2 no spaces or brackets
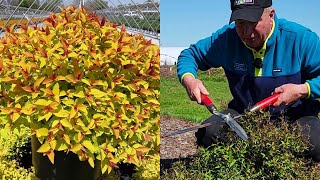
160,0,320,47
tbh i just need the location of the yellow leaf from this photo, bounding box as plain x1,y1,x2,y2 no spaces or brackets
65,75,75,83
139,88,153,96
128,130,134,138
73,90,85,98
90,88,107,98
114,129,120,139
51,120,60,127
77,104,88,115
37,142,51,153
11,113,20,122
63,134,71,145
115,92,126,98
101,159,108,174
107,144,116,152
34,77,46,90
130,92,138,99
127,155,138,165
99,149,106,161
60,119,72,129
62,98,74,106
88,157,95,168
77,131,83,142
81,79,91,86
60,90,66,96
76,119,85,127
54,109,69,118
108,165,112,174
57,142,68,151
69,107,77,119
56,76,66,81
82,140,95,153
44,112,52,121
80,12,86,22
1,77,15,82
39,57,47,68
79,43,88,51
32,93,39,99
87,119,95,129
119,152,127,159
41,88,54,96
50,140,57,149
47,150,55,164
34,99,51,106
147,99,160,105
68,52,78,58
136,147,150,153
36,128,48,137
52,83,60,102
119,141,127,147
21,106,35,115
70,144,82,153
0,108,11,115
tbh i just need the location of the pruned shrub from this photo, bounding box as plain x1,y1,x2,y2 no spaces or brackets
162,112,320,179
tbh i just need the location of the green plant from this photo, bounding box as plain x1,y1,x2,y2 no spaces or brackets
0,159,37,180
162,112,320,179
0,6,160,174
0,126,30,159
0,126,36,179
133,154,160,180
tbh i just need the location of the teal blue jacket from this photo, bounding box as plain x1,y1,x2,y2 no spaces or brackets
177,15,320,116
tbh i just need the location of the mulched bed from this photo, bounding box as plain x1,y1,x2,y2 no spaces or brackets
160,115,200,170
160,65,201,170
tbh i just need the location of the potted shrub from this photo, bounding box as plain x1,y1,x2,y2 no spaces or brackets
0,6,160,179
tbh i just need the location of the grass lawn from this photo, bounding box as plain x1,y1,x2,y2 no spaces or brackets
160,67,232,123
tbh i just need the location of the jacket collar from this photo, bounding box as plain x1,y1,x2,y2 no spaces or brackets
266,14,278,47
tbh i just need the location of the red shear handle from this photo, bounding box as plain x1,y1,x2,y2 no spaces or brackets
201,94,213,107
250,93,280,112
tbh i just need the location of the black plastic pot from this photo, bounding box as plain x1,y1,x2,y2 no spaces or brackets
31,136,101,180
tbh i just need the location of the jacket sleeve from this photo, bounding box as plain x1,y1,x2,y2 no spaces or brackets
176,25,231,82
300,30,320,99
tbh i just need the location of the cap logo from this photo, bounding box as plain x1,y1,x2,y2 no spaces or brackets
234,0,254,5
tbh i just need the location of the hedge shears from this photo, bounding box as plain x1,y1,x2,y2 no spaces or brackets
162,93,280,140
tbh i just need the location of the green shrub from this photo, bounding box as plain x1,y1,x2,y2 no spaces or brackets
162,112,320,179
133,154,160,180
0,126,31,163
0,159,37,180
0,126,36,179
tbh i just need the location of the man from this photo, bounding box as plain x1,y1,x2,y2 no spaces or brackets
177,0,320,161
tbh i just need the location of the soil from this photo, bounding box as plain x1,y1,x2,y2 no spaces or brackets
160,115,200,170
160,66,201,170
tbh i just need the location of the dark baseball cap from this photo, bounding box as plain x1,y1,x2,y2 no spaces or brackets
229,0,272,24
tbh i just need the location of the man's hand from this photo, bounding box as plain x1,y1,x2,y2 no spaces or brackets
273,83,309,106
182,74,209,104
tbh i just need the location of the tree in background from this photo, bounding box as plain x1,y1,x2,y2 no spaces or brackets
84,0,108,10
8,0,40,9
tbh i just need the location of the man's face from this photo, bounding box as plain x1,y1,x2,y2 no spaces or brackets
235,9,274,49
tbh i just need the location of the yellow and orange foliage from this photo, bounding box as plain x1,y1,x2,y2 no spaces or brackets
0,7,159,174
